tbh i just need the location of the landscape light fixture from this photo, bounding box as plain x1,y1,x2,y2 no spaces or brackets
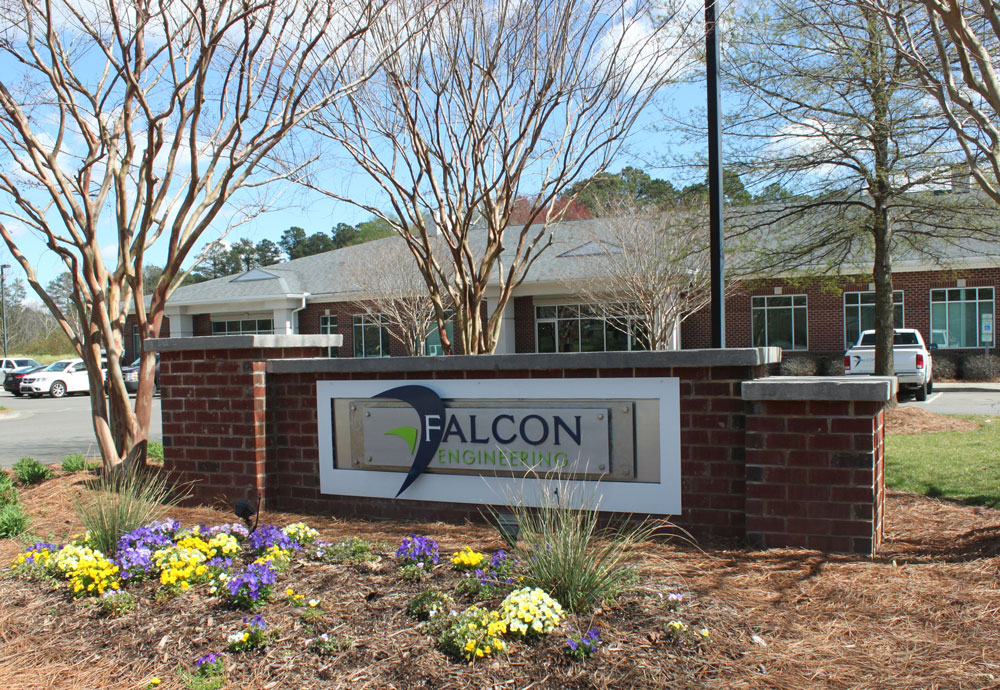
495,513,520,547
234,493,261,533
0,264,9,358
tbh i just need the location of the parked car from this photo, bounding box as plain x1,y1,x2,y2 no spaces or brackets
844,328,934,400
0,357,41,381
119,353,160,394
3,364,45,396
19,358,98,398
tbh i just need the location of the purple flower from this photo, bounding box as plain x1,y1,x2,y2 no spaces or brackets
226,562,277,609
195,653,221,668
396,534,439,566
247,524,298,553
243,615,267,631
567,638,579,651
203,523,250,540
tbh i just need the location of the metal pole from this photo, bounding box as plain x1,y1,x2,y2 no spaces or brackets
0,265,8,358
706,0,725,348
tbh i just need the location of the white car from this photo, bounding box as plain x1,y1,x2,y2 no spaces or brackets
20,359,96,398
0,357,41,381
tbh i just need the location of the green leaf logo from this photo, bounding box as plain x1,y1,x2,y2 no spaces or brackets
385,426,418,454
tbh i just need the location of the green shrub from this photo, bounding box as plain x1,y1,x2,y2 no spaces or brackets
62,453,88,473
321,536,378,564
0,473,18,507
500,479,662,613
147,442,164,461
72,464,187,556
960,354,1000,381
0,503,29,538
822,355,845,376
99,590,137,617
407,589,455,621
13,457,53,485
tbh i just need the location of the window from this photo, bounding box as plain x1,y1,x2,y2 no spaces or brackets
843,291,904,348
535,304,649,353
353,314,391,357
930,287,994,348
132,325,141,361
320,315,339,358
424,319,454,356
751,295,808,350
211,318,274,335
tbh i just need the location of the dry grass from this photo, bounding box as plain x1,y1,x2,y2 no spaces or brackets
0,470,998,690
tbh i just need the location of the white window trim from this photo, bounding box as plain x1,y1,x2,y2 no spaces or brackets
534,303,647,353
211,316,275,335
320,314,339,358
353,314,392,358
751,294,809,350
842,290,904,349
928,286,996,349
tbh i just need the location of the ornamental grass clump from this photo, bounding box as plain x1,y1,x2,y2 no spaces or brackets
499,587,564,639
437,605,507,661
72,465,187,556
501,478,663,613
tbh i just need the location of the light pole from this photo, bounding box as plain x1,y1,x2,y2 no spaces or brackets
0,264,9,358
706,0,725,349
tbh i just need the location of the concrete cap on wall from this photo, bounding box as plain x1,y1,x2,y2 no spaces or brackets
741,376,898,402
266,347,783,373
146,334,344,351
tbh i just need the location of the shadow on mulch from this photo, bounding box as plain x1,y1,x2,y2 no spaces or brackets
0,476,998,690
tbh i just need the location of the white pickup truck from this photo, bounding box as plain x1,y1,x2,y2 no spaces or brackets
844,328,934,400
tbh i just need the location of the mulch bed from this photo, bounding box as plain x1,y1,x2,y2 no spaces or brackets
1,466,999,689
885,406,981,434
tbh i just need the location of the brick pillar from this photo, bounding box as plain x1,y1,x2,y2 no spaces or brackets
153,335,340,509
742,377,893,555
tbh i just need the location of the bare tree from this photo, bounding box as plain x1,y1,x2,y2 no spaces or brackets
864,0,1000,204
349,242,450,356
563,203,711,351
0,0,400,467
309,0,701,354
721,0,995,377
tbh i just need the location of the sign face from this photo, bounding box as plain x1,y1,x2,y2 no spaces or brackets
982,314,994,343
316,378,681,514
361,405,611,475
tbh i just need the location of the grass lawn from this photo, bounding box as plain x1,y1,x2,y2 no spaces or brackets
885,415,1000,507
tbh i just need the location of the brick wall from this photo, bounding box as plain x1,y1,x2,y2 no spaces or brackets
152,342,889,554
683,267,1000,356
514,296,535,353
744,399,885,553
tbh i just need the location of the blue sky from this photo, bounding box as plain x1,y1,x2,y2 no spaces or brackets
1,79,710,296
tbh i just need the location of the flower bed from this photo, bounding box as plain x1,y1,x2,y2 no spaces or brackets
7,517,712,685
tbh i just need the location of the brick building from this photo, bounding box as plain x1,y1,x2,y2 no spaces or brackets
137,220,1000,367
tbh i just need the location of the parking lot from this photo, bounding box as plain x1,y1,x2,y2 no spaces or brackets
0,392,162,468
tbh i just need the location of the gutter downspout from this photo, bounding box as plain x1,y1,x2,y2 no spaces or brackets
291,294,310,333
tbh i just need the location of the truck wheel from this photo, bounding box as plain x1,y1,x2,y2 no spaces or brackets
49,381,66,398
915,381,928,402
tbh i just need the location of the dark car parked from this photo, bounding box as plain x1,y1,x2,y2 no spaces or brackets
120,353,160,394
4,364,45,396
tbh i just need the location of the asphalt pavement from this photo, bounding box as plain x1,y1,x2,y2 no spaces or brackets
899,381,1000,415
0,392,162,468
